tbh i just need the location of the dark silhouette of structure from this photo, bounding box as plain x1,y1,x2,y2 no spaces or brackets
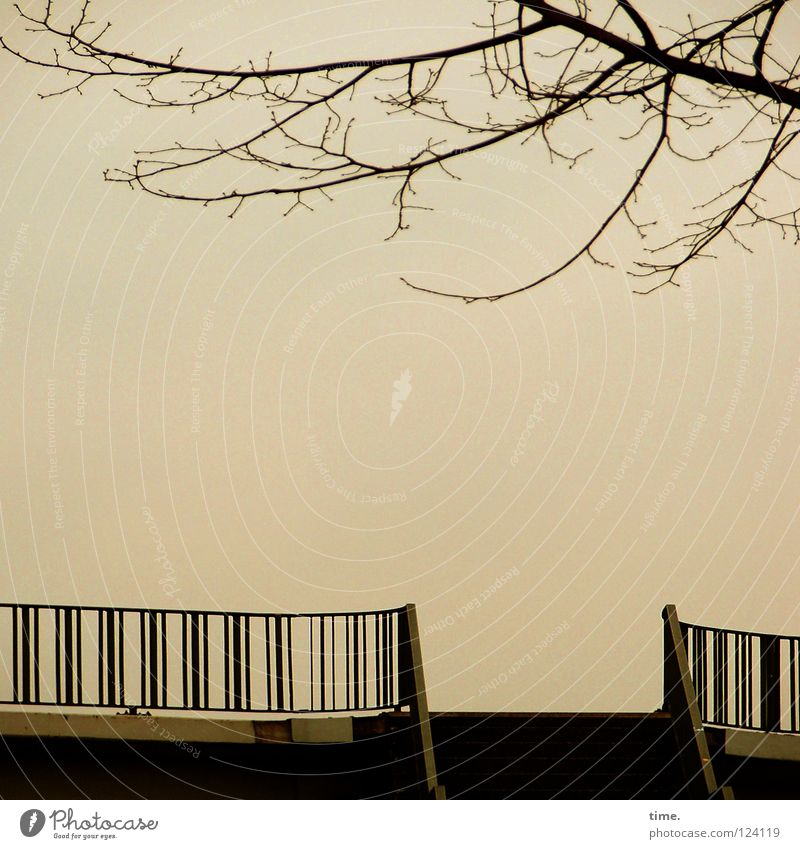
0,601,798,799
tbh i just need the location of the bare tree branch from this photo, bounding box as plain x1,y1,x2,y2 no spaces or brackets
4,0,800,300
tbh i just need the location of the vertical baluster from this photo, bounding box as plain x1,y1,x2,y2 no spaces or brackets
747,635,754,728
64,608,75,705
743,633,750,727
355,614,359,709
790,638,798,733
189,613,200,709
354,614,359,709
699,628,711,719
695,627,706,721
713,630,728,725
160,612,168,708
373,613,380,707
320,616,326,711
712,630,719,723
54,608,61,704
244,615,251,711
701,627,709,721
387,611,392,705
310,616,316,711
377,612,383,706
739,634,746,727
76,611,84,705
33,607,40,703
224,615,231,710
389,612,395,705
287,617,294,711
353,615,361,709
310,618,315,711
97,610,105,705
231,615,241,711
382,613,387,706
107,611,116,706
345,615,351,709
361,613,368,709
378,613,386,707
202,613,209,709
361,614,367,709
383,613,390,707
331,616,336,711
734,634,742,727
275,615,284,711
795,639,800,733
760,634,781,731
118,612,125,708
148,611,158,708
372,614,379,708
377,613,383,707
181,612,188,708
264,616,272,711
757,634,765,730
795,640,800,733
12,605,18,703
376,613,381,706
139,612,147,709
20,606,31,704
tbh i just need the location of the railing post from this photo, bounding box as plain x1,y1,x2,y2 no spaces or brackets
398,604,445,800
662,605,732,800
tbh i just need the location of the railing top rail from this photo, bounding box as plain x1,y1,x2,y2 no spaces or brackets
679,618,800,643
0,602,407,619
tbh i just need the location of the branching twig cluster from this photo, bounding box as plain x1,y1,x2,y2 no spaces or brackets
4,0,800,300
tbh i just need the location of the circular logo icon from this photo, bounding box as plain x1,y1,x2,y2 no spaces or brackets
19,809,46,837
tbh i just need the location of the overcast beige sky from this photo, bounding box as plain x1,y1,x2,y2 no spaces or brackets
1,0,800,714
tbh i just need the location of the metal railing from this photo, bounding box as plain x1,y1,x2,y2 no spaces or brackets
0,600,445,798
0,603,404,714
678,616,800,733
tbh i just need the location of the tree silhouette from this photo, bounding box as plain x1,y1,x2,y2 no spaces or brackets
4,1,800,300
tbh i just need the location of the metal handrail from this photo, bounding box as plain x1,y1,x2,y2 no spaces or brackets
680,618,800,643
0,600,445,798
0,602,405,714
678,617,800,733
